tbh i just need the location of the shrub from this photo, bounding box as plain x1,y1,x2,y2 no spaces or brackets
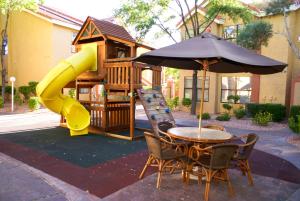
68,88,76,99
197,112,211,120
222,103,232,112
172,97,179,108
252,112,272,126
227,95,240,104
19,86,31,100
246,103,286,122
182,98,192,107
28,81,39,95
290,105,300,118
288,115,300,134
14,91,23,106
216,113,231,121
234,108,246,119
28,97,40,111
5,86,16,94
0,96,3,108
166,97,179,111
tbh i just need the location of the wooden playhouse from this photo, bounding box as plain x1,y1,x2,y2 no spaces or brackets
61,16,162,140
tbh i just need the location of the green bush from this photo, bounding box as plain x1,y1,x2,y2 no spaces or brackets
167,97,179,111
288,115,300,134
68,88,76,99
197,112,211,120
182,98,192,107
246,103,286,122
0,96,3,108
222,103,232,112
19,86,31,100
28,81,39,95
234,108,246,119
14,91,23,106
28,97,40,111
227,95,240,104
252,112,272,126
290,105,300,118
5,86,16,94
216,113,231,121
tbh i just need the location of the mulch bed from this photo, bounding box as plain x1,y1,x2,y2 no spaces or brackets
0,124,300,198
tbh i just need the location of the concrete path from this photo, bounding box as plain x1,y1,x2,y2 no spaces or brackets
103,170,300,201
0,153,101,201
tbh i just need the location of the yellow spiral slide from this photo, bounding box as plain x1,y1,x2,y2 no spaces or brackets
36,44,97,136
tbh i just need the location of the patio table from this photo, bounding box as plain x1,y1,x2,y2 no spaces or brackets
167,127,233,144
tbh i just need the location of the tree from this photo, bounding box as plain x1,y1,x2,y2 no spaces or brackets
115,0,252,115
265,0,300,59
0,0,41,103
237,21,273,52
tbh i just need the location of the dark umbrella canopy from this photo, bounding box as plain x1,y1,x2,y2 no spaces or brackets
134,33,287,74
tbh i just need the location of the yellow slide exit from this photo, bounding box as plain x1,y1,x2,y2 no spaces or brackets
36,44,97,136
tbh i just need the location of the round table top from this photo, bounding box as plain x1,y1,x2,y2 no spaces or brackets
167,127,233,143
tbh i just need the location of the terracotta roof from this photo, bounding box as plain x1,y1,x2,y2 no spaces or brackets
38,5,83,26
90,17,135,42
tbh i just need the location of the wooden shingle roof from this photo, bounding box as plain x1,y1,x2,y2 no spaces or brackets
90,17,135,42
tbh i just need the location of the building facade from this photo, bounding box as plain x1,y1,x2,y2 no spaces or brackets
0,5,82,87
177,2,300,114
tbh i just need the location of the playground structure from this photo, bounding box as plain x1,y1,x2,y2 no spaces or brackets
37,16,162,140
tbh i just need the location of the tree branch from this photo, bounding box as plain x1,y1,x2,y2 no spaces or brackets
175,0,191,39
155,16,178,43
194,0,200,35
283,11,300,59
184,0,196,36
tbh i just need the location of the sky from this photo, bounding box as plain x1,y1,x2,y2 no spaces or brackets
44,0,255,48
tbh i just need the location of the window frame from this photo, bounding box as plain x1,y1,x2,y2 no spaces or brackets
183,76,210,102
220,76,251,103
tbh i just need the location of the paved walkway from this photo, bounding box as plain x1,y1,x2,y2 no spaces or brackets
0,153,101,201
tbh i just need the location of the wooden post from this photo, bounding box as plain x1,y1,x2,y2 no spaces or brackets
198,60,208,131
129,46,137,139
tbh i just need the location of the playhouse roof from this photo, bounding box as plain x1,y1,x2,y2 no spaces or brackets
90,17,135,42
73,16,136,45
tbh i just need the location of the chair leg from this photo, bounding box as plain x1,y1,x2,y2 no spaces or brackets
245,160,254,186
156,160,165,189
225,169,234,197
204,170,212,201
139,155,153,179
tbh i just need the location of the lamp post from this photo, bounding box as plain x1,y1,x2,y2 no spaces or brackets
10,76,16,112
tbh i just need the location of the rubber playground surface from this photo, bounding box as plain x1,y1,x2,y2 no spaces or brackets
0,120,300,198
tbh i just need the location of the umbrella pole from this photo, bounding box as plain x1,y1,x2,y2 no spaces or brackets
199,60,209,131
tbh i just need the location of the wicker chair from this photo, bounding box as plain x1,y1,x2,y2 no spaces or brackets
188,144,239,201
139,132,188,188
233,133,259,185
157,121,176,142
203,124,226,131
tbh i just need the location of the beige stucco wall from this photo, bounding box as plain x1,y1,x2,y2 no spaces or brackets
1,10,78,87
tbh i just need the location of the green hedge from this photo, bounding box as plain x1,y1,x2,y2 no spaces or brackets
288,115,300,134
290,105,300,118
0,86,16,94
0,96,3,108
246,103,286,122
19,86,31,100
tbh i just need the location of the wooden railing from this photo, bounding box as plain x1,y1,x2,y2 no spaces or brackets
104,58,142,90
80,100,130,131
106,102,130,131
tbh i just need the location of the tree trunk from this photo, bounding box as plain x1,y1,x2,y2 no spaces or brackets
1,13,9,102
191,70,197,115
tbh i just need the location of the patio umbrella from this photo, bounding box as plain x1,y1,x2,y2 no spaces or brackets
134,33,287,130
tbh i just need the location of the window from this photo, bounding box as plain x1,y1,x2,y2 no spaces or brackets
223,24,243,41
221,77,251,103
184,76,209,102
79,88,89,94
